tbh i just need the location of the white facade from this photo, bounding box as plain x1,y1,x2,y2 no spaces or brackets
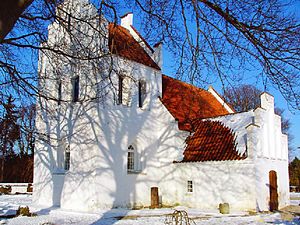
33,0,289,212
206,93,289,211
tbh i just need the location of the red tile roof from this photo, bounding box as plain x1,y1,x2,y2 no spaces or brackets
161,75,245,162
161,75,231,131
108,23,160,70
107,23,243,162
180,120,247,162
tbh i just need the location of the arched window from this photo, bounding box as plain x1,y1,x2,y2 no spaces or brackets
138,80,146,108
127,144,144,173
127,145,135,171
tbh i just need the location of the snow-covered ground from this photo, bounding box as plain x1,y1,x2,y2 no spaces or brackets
290,192,300,206
0,194,299,225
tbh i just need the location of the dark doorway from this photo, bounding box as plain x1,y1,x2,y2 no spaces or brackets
269,170,278,211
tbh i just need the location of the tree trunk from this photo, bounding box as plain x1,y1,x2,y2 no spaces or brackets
0,0,34,42
0,156,4,182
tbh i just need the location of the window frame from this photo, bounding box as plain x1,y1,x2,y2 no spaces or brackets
54,138,70,174
58,80,62,105
64,146,70,171
127,145,135,172
127,144,144,174
118,75,124,105
187,180,193,193
138,80,146,108
95,82,101,102
67,13,71,32
72,76,79,102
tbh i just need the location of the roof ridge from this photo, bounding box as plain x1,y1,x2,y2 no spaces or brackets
161,75,231,131
130,25,154,53
108,23,160,70
162,74,210,94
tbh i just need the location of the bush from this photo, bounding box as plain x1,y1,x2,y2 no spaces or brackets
16,206,36,217
0,185,11,194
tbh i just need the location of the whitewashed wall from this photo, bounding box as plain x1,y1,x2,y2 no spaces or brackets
208,93,289,211
34,3,187,210
252,94,289,210
254,158,289,211
34,0,289,212
34,90,189,210
34,80,289,212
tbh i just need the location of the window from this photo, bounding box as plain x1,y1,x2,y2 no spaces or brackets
187,180,193,192
72,76,79,102
57,139,64,171
56,138,70,173
67,13,71,32
58,81,62,105
127,145,134,171
127,144,144,173
64,145,70,171
95,82,101,101
117,75,132,106
138,80,146,108
118,75,124,104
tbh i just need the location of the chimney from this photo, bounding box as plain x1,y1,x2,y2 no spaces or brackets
121,12,133,29
152,42,163,68
260,92,274,112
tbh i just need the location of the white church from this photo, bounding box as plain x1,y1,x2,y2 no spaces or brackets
33,0,289,212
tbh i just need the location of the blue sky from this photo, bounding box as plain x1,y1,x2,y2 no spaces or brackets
270,89,300,159
161,47,300,160
9,0,299,159
151,1,300,160
80,0,300,159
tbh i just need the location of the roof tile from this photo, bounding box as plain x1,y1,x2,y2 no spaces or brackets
180,120,247,162
161,75,230,131
108,23,160,70
161,75,245,162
